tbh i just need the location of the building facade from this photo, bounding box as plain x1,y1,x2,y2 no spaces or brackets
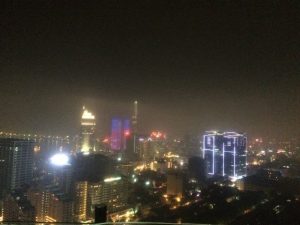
80,107,96,154
3,193,35,222
203,131,247,179
27,186,73,223
110,118,131,152
0,138,34,199
74,176,129,222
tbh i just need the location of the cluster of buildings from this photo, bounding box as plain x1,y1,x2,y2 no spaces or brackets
0,100,251,223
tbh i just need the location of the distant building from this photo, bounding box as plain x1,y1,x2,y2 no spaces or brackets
183,134,201,157
116,162,135,176
3,192,35,222
27,186,73,222
110,118,131,152
188,156,206,182
132,100,138,135
80,107,96,154
166,171,183,198
131,100,138,157
0,138,34,199
138,131,167,161
203,131,247,180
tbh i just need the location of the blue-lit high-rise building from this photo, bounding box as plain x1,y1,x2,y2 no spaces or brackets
110,118,131,152
203,131,247,180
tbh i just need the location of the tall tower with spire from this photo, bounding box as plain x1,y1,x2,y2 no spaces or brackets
131,100,138,155
132,100,138,135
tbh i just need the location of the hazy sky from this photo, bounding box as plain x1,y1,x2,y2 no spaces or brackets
0,1,299,138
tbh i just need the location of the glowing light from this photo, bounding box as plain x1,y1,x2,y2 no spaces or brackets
50,153,70,166
277,149,286,154
104,177,121,183
45,216,57,222
117,157,122,161
145,180,150,186
134,164,146,171
82,109,95,120
124,131,130,136
164,152,179,158
150,131,166,139
175,197,181,202
103,138,109,143
34,146,40,153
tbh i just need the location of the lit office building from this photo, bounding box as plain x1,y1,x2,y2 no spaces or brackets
89,176,129,214
74,176,129,222
80,107,96,154
27,186,73,223
74,181,88,222
203,131,247,180
0,138,34,199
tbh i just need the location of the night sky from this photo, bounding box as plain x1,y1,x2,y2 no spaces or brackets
0,0,299,138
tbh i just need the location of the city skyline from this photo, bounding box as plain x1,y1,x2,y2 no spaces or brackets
0,102,298,140
0,1,299,138
1,1,300,224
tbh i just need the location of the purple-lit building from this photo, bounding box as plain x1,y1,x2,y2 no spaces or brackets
110,118,131,151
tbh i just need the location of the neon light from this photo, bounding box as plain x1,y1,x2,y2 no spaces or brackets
104,177,121,183
203,131,247,178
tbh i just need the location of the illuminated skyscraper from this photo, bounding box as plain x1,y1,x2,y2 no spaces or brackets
223,132,247,179
80,107,96,154
110,118,130,151
203,131,247,180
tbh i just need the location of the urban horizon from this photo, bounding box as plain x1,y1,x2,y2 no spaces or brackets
1,1,299,224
